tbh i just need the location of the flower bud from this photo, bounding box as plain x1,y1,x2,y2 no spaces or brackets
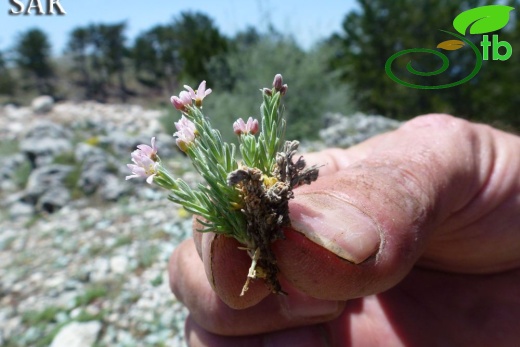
273,74,283,91
171,91,192,111
233,117,260,136
174,115,197,152
233,118,245,135
248,118,260,135
262,88,272,96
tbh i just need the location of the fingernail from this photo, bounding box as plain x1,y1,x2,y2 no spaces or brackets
290,193,381,263
202,232,218,289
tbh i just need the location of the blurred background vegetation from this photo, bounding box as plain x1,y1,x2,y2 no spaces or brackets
1,0,519,139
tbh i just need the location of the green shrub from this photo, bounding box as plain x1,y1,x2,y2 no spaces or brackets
205,33,355,142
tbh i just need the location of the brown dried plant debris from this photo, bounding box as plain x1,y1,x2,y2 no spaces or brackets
227,140,320,295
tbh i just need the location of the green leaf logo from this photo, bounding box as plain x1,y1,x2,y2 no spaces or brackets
453,5,514,35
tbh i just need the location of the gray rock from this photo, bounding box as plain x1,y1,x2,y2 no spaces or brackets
88,258,110,282
8,202,34,219
20,121,73,168
23,120,70,139
99,174,130,201
75,143,105,163
0,154,29,192
2,316,22,343
99,132,177,159
110,255,129,274
21,138,73,168
37,185,71,213
77,155,109,195
49,321,101,347
0,101,194,347
75,144,129,200
320,112,401,148
99,131,141,157
25,165,73,199
75,143,119,196
23,165,73,212
31,95,54,114
0,105,31,140
3,104,31,120
154,133,178,158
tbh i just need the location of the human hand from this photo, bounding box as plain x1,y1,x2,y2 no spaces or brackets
169,114,520,346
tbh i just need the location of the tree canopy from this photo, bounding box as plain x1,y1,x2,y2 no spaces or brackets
66,22,129,101
14,28,55,95
329,0,520,129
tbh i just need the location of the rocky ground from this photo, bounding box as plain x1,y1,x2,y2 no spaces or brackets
0,98,193,347
0,96,400,347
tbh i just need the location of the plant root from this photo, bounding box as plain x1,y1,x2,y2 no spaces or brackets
228,141,320,296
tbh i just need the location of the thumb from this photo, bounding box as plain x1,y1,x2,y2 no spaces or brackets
274,114,502,300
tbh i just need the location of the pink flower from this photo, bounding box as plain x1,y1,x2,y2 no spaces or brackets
171,91,192,112
233,117,260,136
126,137,159,184
174,115,197,152
184,80,212,107
136,137,158,161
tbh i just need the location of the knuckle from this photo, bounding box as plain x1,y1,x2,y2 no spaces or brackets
404,113,472,134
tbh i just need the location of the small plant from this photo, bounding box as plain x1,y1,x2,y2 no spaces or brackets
150,274,164,287
13,160,32,189
22,306,62,325
75,284,108,306
137,244,159,269
127,74,320,295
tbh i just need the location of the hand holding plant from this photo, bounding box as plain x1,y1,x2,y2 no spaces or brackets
127,75,319,295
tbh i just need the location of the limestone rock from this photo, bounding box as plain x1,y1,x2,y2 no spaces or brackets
24,164,73,211
49,321,101,347
20,121,72,168
31,95,54,114
320,112,401,148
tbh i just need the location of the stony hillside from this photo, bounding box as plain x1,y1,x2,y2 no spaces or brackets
1,98,193,347
0,97,400,347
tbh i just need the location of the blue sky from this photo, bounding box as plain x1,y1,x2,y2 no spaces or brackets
1,0,358,55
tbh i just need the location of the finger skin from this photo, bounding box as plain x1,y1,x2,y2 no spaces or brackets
178,257,520,346
174,241,520,346
192,219,273,308
185,315,332,347
169,239,344,336
202,232,272,308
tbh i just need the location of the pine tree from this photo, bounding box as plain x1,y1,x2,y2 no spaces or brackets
14,28,55,95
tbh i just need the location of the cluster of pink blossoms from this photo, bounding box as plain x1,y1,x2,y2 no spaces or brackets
169,80,214,152
128,79,264,184
170,80,212,111
126,137,158,184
